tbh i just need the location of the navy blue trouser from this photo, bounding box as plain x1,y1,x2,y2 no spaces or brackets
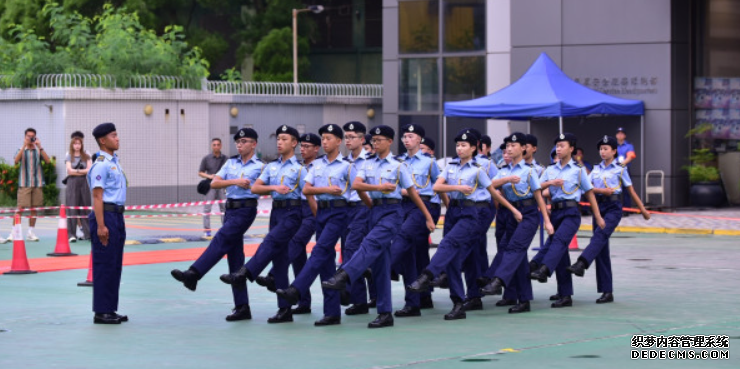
292,205,349,317
274,201,315,307
89,211,126,314
390,200,440,308
579,201,622,293
486,204,539,302
342,203,403,314
531,206,581,297
488,207,518,301
341,204,373,305
245,205,302,309
191,206,257,307
462,204,494,300
415,203,441,301
424,205,478,303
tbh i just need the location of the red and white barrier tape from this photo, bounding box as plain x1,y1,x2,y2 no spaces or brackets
0,196,274,214
0,210,271,220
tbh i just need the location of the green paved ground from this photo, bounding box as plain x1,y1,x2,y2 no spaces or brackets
0,218,738,368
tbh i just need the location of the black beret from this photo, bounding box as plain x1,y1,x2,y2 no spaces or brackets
504,132,527,145
597,135,618,150
275,124,300,140
92,123,116,139
458,128,481,142
71,131,84,139
300,133,321,146
343,121,366,134
370,125,395,139
421,137,435,151
234,127,258,141
454,130,478,146
480,135,492,146
526,134,538,147
499,143,506,151
318,124,343,139
553,132,577,147
364,134,373,145
400,123,425,138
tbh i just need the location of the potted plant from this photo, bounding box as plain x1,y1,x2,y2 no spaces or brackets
684,124,726,207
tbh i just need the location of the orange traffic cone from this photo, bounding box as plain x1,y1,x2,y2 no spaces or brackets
48,204,77,256
568,235,580,251
77,254,93,287
4,214,37,274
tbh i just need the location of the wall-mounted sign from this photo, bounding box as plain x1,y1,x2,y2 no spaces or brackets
573,76,659,95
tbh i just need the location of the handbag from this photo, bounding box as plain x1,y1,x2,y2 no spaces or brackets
62,159,85,185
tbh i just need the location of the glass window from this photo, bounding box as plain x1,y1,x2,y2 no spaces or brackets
444,0,486,52
399,0,439,53
400,58,440,111
398,115,440,157
443,56,485,102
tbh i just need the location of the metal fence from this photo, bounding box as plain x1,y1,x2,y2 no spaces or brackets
205,81,382,97
36,74,117,89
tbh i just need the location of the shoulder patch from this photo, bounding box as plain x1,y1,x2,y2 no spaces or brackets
230,155,240,159
472,162,481,168
619,163,626,168
394,155,405,162
96,155,105,162
576,162,584,168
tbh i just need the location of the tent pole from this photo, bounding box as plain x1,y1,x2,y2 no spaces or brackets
640,115,645,202
558,116,563,134
443,115,447,160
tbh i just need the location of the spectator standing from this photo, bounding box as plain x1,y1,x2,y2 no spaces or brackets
65,136,93,242
199,138,228,237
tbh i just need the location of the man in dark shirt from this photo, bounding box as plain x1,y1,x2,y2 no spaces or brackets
199,138,228,237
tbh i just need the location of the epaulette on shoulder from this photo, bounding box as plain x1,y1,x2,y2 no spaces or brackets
394,155,405,162
619,162,626,168
366,154,377,160
96,155,105,162
230,155,240,160
548,162,558,166
449,159,460,165
575,162,584,168
472,162,482,168
422,152,433,158
525,163,534,167
317,154,327,160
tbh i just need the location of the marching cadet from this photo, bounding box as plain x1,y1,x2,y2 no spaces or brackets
88,123,128,324
529,133,605,308
407,130,520,321
420,137,435,156
363,134,375,156
567,135,650,303
252,133,322,315
340,121,375,315
389,123,446,317
524,134,545,176
277,124,362,326
171,128,263,322
321,125,435,328
479,133,553,313
219,125,309,324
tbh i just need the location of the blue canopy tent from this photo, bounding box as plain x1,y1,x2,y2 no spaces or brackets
442,52,646,195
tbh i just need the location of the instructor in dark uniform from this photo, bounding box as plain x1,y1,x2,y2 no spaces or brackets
88,123,128,324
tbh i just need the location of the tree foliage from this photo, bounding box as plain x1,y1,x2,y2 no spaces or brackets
0,3,210,88
252,27,309,82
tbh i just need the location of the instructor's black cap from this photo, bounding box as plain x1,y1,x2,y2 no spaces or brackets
504,132,527,145
597,135,618,150
319,124,343,139
553,132,577,147
400,123,425,138
300,133,321,146
343,121,366,134
370,125,395,139
421,137,435,151
92,123,116,139
276,124,300,140
234,127,258,141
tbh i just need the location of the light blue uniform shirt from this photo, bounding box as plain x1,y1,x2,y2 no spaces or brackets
495,160,541,203
476,154,499,179
299,160,315,201
215,155,263,199
346,149,368,203
258,155,307,201
540,159,594,202
527,159,545,177
359,153,413,200
590,160,632,195
442,159,493,201
87,151,127,205
398,150,441,204
305,154,356,202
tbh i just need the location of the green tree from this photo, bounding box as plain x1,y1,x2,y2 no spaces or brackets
252,27,308,82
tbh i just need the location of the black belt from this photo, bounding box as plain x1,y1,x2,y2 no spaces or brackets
513,198,536,209
103,203,125,213
372,198,401,206
318,199,348,209
597,194,621,203
475,201,491,208
272,199,302,209
448,199,476,208
348,201,363,207
225,198,258,209
402,195,433,203
551,200,579,211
